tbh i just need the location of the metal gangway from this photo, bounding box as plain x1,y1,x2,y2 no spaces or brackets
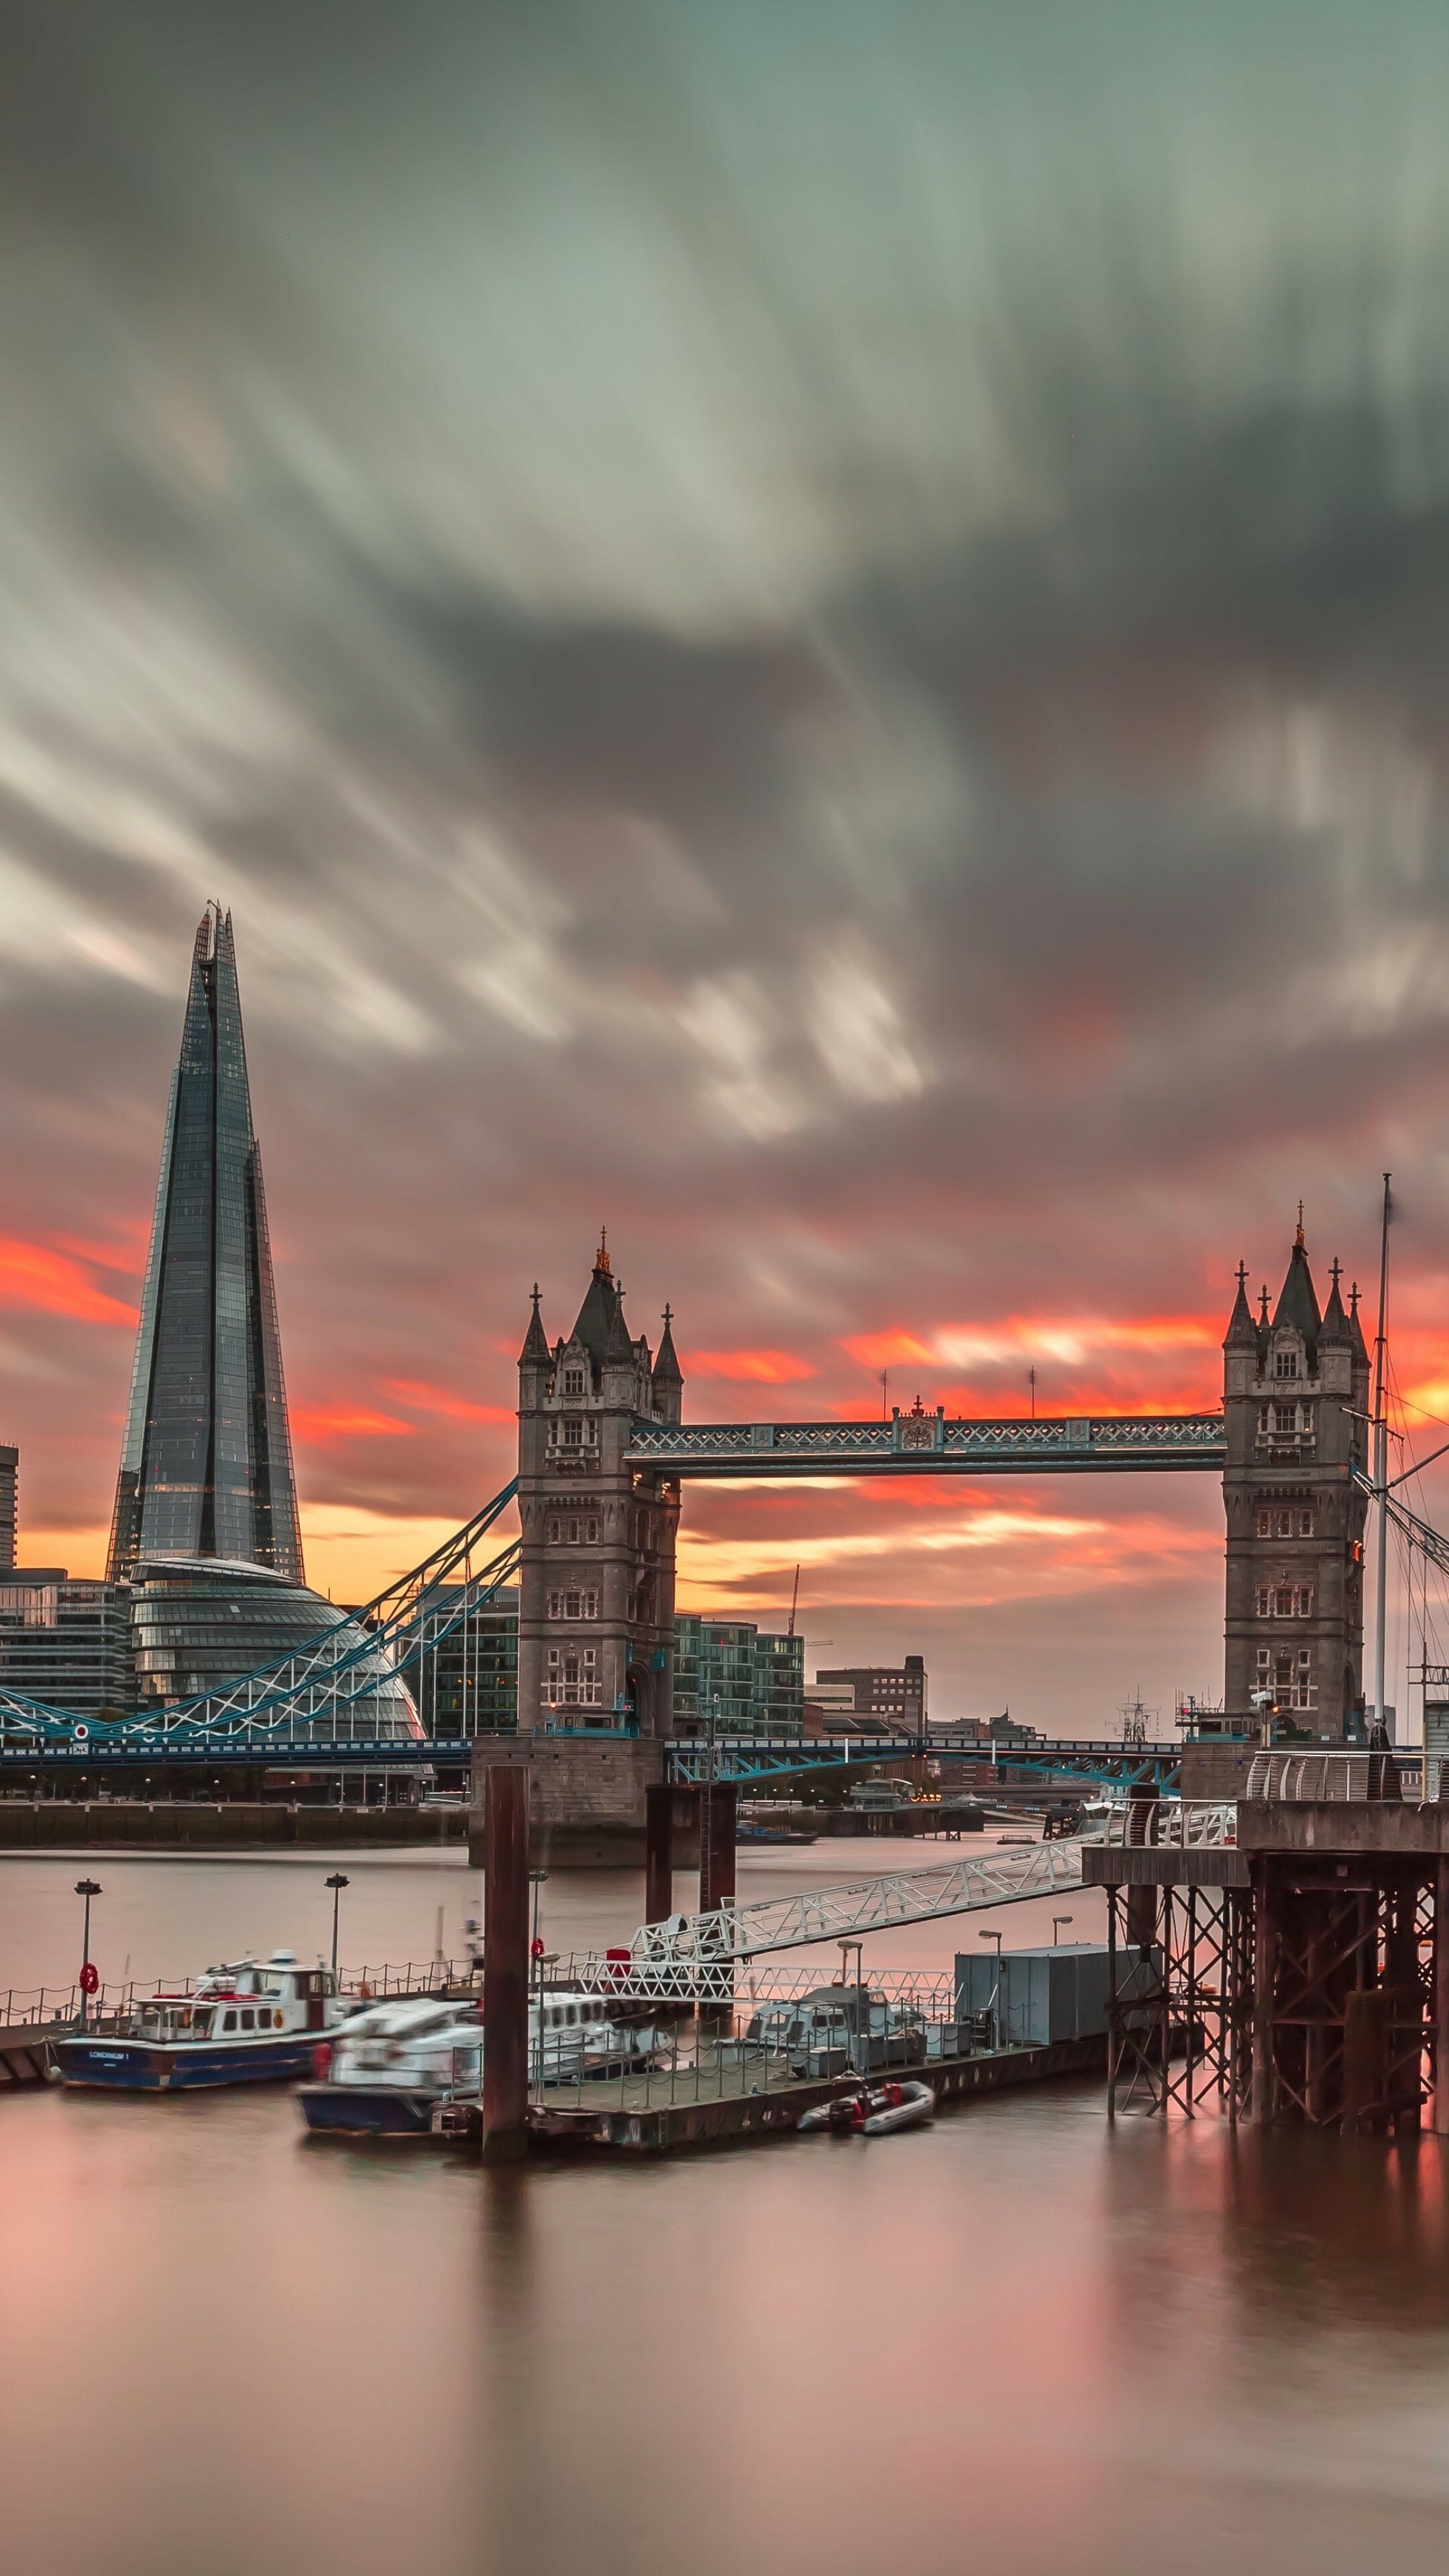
576,1835,1097,2004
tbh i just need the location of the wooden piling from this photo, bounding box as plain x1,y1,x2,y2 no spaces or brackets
645,1781,674,1925
482,1763,531,2165
700,1781,737,1915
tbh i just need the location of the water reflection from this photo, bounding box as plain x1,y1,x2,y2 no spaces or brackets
7,1858,1449,2573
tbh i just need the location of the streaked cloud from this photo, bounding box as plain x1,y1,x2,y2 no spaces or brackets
0,1238,138,1329
7,4,1449,1718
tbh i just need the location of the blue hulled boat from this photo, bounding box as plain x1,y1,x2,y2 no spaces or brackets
54,1951,349,2091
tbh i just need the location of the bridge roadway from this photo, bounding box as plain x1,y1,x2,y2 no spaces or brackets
0,1731,1187,1784
625,1411,1225,1477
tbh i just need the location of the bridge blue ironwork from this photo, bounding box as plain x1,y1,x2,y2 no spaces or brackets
0,1727,1189,1790
0,1479,520,1751
625,1413,1225,1477
661,1732,1188,1790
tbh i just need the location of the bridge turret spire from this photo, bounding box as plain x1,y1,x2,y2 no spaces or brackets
1320,1259,1351,1346
1224,1261,1257,1352
519,1282,551,1367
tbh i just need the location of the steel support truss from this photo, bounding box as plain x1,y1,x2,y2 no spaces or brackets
1106,1882,1253,2121
1106,1858,1439,2133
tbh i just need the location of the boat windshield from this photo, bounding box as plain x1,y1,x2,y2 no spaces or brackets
135,2003,213,2041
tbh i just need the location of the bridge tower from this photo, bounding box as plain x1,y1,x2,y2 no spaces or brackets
1222,1220,1369,1741
515,1236,682,1739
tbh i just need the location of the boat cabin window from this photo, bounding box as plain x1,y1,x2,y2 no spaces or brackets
191,2011,212,2038
240,2010,254,2031
566,2005,578,2027
222,2010,236,2033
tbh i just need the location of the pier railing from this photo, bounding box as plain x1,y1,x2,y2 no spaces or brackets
0,1959,483,2037
1097,1801,1236,1847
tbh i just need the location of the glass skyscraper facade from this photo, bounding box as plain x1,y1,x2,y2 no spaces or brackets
108,907,303,1585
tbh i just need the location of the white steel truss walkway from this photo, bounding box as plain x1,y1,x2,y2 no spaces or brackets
578,1837,1095,2004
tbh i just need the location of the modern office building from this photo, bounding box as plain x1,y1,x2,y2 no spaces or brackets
0,1445,15,1571
0,1569,136,1717
399,1585,520,1736
108,906,303,1586
674,1615,805,1734
385,1588,804,1738
129,1556,422,1739
815,1656,927,1729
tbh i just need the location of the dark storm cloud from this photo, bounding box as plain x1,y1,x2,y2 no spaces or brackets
9,0,1449,1712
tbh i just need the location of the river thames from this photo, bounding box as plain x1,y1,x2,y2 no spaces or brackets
4,1841,1449,2575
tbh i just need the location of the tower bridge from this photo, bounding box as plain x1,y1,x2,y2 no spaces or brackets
0,1214,1377,1830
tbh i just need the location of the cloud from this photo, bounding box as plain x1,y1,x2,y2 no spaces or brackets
384,1379,515,1426
690,1348,818,1384
9,3,1449,1719
0,1238,138,1328
289,1403,417,1446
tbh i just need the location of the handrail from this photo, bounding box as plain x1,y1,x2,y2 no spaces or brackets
1097,1801,1236,1847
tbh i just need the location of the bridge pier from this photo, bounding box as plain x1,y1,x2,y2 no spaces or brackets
1089,1787,1449,2129
469,1737,665,1868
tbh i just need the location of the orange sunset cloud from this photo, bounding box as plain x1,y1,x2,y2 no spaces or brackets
0,1236,138,1328
290,1403,417,1445
384,1378,516,1426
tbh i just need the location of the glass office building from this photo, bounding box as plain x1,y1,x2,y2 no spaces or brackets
129,1558,422,1741
384,1593,802,1738
109,906,303,1585
400,1585,520,1737
671,1615,804,1735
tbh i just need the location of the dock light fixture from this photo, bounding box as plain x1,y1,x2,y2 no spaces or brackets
325,1872,350,1974
1053,1916,1075,1946
74,1878,102,2029
979,1930,1002,1957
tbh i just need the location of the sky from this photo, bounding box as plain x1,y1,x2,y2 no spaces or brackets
7,2,1449,1730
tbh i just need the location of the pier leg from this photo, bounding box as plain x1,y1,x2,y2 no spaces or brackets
1436,1859,1449,2139
482,1764,531,2165
645,1782,674,1925
1250,1864,1278,2126
1106,1886,1119,2122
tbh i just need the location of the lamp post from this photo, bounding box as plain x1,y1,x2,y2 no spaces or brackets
979,1927,1003,2049
529,1869,549,2101
75,1878,102,2028
1053,1915,1074,1947
325,1872,350,1976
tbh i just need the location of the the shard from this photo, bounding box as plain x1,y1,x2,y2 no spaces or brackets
107,906,304,1585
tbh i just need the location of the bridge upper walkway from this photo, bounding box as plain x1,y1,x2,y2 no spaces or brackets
625,1411,1225,1477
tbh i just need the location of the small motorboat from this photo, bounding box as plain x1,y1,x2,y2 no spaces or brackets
54,1953,350,2091
798,2079,935,2137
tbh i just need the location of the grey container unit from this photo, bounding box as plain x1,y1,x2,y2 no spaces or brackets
954,1943,1117,2049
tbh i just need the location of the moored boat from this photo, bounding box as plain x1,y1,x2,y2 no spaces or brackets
54,1953,349,2091
297,1987,671,2139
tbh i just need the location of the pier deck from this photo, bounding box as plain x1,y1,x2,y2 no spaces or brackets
528,2033,1106,2153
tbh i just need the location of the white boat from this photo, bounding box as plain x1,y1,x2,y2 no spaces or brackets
55,1953,349,2092
297,1988,669,2138
798,2078,936,2136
